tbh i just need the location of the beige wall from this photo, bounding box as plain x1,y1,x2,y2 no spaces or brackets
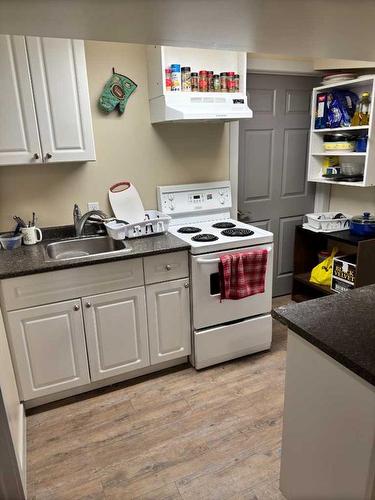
0,40,229,231
329,186,375,215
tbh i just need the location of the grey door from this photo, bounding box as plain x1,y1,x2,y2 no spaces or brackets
238,73,319,297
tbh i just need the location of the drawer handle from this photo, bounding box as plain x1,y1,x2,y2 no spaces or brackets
184,282,189,288
45,152,52,160
33,153,39,160
85,302,92,308
165,264,172,271
74,304,80,311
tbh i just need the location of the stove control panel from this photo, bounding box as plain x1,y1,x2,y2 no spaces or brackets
157,182,232,215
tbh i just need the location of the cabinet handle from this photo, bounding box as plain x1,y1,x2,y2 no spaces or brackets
85,302,92,308
184,282,189,288
165,264,172,271
33,153,39,160
45,153,52,160
74,304,80,311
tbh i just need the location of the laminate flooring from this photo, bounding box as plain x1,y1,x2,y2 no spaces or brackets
27,296,291,500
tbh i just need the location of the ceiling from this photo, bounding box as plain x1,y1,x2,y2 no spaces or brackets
0,0,374,61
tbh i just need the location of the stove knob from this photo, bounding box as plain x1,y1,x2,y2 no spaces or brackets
169,204,174,210
168,194,174,201
220,197,225,204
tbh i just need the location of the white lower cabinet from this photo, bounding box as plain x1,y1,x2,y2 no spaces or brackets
146,278,191,364
7,299,90,400
83,287,150,381
2,253,191,403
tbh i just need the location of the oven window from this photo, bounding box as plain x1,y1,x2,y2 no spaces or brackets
210,272,221,295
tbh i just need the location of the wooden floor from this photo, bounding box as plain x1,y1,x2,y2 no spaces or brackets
27,296,291,500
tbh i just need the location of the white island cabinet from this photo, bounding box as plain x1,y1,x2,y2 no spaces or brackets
0,35,95,166
281,331,375,500
1,252,190,407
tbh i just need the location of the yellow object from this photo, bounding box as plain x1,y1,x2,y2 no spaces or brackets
310,247,338,286
322,156,340,168
352,92,371,126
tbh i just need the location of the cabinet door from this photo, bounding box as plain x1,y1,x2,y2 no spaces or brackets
0,35,42,166
26,37,95,163
0,309,26,493
7,300,90,401
146,278,191,364
82,287,150,381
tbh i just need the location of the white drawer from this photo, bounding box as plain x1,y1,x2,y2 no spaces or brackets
193,314,272,369
143,251,188,285
1,259,144,310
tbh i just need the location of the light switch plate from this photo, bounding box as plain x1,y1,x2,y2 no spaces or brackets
87,201,100,211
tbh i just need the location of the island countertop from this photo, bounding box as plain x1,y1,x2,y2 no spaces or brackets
0,227,190,280
272,286,375,387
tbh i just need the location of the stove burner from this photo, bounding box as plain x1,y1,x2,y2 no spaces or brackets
212,222,236,229
221,228,254,237
177,226,202,234
192,233,219,242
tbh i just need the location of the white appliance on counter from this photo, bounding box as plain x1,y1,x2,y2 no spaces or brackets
157,181,274,369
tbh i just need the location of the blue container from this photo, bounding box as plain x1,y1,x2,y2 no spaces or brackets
350,212,375,236
355,135,368,153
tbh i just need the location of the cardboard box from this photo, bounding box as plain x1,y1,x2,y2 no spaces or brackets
331,254,356,293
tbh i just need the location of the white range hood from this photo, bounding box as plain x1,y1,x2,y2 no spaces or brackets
149,92,253,123
147,45,253,124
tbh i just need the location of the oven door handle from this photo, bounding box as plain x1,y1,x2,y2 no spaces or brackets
196,247,272,265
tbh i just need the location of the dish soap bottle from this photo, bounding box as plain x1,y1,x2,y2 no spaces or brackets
352,91,371,126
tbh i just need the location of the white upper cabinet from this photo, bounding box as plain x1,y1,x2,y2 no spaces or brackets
26,37,95,163
0,35,42,165
0,35,95,166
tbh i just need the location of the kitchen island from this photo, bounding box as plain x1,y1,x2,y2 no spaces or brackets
273,287,375,500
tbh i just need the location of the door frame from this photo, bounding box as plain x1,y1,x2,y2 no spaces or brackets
229,70,330,220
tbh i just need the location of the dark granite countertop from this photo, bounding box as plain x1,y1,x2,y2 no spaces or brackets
272,287,375,387
0,227,190,279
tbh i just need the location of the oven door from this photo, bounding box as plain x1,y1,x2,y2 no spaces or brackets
191,244,273,330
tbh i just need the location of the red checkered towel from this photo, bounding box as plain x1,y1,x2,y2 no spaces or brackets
219,249,268,301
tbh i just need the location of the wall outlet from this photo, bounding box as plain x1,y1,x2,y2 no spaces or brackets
87,201,100,211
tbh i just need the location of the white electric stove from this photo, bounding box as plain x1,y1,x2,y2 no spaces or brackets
157,181,274,369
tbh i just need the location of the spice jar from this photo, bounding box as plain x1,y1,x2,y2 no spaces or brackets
165,68,172,91
220,72,227,92
181,67,191,92
213,74,220,92
191,72,199,92
234,74,240,92
227,72,235,93
207,71,214,92
199,70,208,92
170,64,181,92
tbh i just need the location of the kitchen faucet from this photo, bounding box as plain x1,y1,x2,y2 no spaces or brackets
73,203,110,237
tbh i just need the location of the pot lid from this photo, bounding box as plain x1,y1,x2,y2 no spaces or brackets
351,212,375,224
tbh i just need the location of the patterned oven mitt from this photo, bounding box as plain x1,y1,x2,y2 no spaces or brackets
99,72,137,114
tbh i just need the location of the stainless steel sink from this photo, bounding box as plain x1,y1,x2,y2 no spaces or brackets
44,236,130,261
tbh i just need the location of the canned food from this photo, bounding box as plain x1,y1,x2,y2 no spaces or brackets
220,72,227,92
181,66,191,92
199,70,208,92
170,64,181,91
